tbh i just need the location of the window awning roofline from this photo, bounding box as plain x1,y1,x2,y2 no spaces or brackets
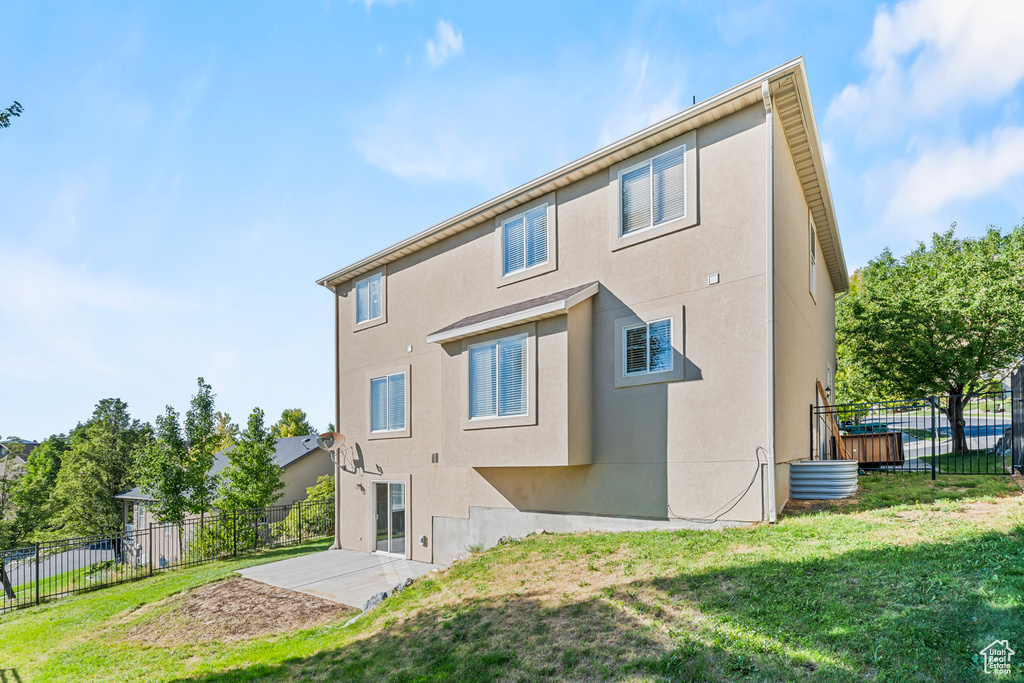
426,281,599,345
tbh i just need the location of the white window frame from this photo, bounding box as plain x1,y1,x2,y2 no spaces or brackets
494,194,557,288
352,267,387,330
613,306,685,389
467,333,529,421
617,143,686,238
502,203,549,277
366,364,411,440
622,318,674,377
809,217,818,302
369,372,407,433
461,323,537,431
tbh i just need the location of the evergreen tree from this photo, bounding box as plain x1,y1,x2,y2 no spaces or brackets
269,408,317,438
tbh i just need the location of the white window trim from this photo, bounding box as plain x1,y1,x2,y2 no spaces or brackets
608,131,698,252
460,323,538,430
809,216,818,303
494,193,557,288
369,371,407,433
370,477,411,559
617,145,686,238
467,333,529,422
366,363,411,440
613,306,686,389
352,266,388,331
501,204,549,277
622,317,674,377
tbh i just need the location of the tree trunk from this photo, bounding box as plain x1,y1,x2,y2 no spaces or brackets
945,394,970,454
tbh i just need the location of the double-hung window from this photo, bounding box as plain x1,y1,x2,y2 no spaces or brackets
469,334,528,419
370,372,406,432
809,219,817,300
623,318,673,376
502,204,548,276
356,272,383,324
619,144,686,236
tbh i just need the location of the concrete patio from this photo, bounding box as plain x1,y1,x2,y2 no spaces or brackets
238,548,443,609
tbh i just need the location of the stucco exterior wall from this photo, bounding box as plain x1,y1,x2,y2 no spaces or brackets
333,103,776,563
278,451,334,504
771,108,838,514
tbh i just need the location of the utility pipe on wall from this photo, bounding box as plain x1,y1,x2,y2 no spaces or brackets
762,80,778,524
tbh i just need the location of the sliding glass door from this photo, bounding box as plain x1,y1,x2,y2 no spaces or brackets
374,482,406,555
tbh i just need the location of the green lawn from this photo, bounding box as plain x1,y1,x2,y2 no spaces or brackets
1,478,1023,682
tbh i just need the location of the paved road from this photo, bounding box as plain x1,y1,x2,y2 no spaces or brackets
3,540,118,586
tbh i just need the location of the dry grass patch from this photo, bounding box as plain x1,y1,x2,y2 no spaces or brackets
102,577,353,645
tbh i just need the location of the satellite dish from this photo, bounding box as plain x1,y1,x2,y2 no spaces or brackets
316,432,345,451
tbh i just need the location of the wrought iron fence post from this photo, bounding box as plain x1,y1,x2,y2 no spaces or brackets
148,523,153,577
254,512,259,552
298,501,303,544
233,510,238,557
930,397,937,480
34,542,40,605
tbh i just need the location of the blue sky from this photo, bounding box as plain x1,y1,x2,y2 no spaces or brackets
3,0,1024,440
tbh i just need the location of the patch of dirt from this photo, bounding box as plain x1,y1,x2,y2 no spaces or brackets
781,494,861,516
105,577,354,645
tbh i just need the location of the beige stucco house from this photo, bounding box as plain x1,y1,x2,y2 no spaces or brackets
317,58,848,564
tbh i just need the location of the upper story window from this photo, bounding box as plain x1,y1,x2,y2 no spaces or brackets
370,372,406,432
623,318,673,376
809,218,817,301
356,272,383,324
469,334,528,419
503,204,548,276
620,145,686,237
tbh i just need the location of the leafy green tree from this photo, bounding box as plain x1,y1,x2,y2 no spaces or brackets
837,225,1024,452
0,438,26,548
136,406,190,527
51,399,153,536
184,378,217,521
215,408,284,510
211,411,239,453
270,408,317,438
0,101,23,129
10,434,69,543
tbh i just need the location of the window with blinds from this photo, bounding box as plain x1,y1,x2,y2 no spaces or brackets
503,204,548,276
623,318,673,375
809,219,817,299
356,272,383,324
620,145,686,237
469,335,528,419
370,372,406,432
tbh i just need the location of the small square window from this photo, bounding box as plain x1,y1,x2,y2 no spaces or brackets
620,145,685,237
623,318,673,376
469,334,528,419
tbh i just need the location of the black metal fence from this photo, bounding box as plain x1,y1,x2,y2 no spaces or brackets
811,391,1013,477
1013,365,1024,474
0,498,333,615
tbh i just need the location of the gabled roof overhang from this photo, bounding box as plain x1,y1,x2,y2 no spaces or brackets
425,281,598,344
318,57,847,294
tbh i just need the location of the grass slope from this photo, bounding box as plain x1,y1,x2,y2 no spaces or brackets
1,476,1022,682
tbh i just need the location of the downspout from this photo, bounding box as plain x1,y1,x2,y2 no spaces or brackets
762,80,778,523
332,283,343,549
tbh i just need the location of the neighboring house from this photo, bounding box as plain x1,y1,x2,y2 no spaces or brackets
316,58,848,564
115,435,333,564
0,438,38,478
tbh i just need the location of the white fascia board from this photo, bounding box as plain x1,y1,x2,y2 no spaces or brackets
425,282,598,345
316,59,808,289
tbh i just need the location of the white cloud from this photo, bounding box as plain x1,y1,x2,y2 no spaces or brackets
827,0,1024,139
353,47,690,193
426,20,463,67
596,51,685,146
885,126,1024,221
